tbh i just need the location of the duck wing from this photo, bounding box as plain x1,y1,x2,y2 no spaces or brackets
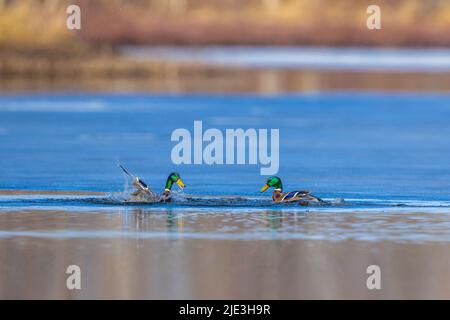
119,164,159,202
281,190,310,201
281,190,323,204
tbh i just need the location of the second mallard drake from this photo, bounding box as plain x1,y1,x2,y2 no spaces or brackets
260,176,322,205
119,164,185,202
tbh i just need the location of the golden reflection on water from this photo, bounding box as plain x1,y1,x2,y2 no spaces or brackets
2,68,450,94
1,208,450,299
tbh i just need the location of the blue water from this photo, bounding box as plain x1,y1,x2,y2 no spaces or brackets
1,92,450,210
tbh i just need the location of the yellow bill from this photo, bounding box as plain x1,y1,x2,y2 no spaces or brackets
176,178,185,189
260,184,269,193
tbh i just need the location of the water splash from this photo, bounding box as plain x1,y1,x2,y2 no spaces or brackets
1,190,450,212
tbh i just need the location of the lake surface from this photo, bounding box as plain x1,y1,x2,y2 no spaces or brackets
122,46,450,72
7,46,450,93
1,92,450,298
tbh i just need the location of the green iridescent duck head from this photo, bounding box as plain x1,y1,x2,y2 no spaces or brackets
260,176,283,193
164,172,185,192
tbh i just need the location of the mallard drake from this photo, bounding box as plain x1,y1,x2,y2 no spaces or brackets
260,176,322,205
119,164,185,202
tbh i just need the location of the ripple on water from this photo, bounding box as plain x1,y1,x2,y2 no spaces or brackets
2,191,450,243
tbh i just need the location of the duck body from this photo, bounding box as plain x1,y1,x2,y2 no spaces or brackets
119,164,185,203
261,176,323,205
271,189,322,205
130,176,160,202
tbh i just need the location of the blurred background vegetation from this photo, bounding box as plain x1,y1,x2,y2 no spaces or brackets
1,0,450,92
2,0,450,50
